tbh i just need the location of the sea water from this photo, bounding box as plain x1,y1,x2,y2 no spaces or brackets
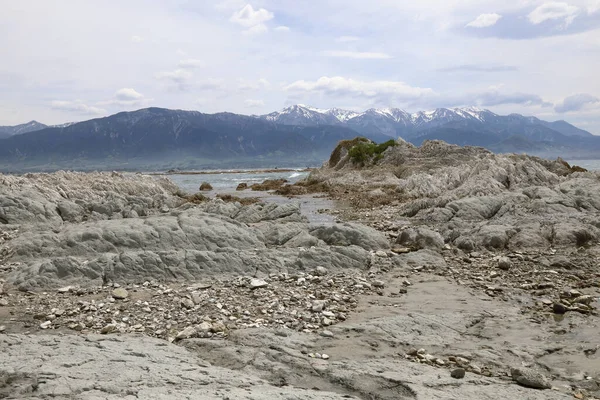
166,169,310,193
566,160,600,171
161,168,335,224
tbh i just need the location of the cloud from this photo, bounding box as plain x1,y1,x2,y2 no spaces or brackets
196,79,226,91
466,13,503,28
438,64,519,73
274,25,290,32
321,51,392,59
242,24,268,35
284,76,435,101
555,93,600,112
471,89,552,107
336,36,360,42
130,35,144,43
98,88,153,107
230,4,274,34
244,99,265,108
115,88,144,101
156,69,193,83
528,2,580,26
51,100,106,115
238,78,271,91
588,0,600,13
177,59,205,69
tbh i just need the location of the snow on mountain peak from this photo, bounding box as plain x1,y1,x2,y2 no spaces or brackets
262,104,499,126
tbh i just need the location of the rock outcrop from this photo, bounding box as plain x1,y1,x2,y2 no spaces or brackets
306,140,600,251
0,171,389,289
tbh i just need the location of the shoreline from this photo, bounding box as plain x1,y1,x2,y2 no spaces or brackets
148,167,315,176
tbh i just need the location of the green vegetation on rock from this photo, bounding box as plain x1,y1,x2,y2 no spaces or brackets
348,139,398,165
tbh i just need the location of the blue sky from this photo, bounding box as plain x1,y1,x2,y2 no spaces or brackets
1,0,599,133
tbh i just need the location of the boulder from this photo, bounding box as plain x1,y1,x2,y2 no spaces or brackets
309,223,389,251
396,227,444,250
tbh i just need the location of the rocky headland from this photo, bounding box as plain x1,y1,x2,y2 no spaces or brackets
1,141,599,399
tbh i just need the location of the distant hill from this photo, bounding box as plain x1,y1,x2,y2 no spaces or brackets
0,121,48,138
0,108,389,172
0,105,598,172
260,105,599,159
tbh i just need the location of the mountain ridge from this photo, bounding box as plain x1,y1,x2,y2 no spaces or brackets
0,105,598,172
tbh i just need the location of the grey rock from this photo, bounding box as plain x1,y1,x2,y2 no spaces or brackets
180,298,195,309
310,222,390,251
552,303,568,314
396,227,444,250
511,367,552,389
249,279,269,289
176,326,197,340
101,324,117,334
451,368,466,379
312,300,327,312
497,256,512,271
111,288,128,300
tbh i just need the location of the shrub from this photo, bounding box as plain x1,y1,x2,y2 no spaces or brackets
199,182,213,191
348,139,398,165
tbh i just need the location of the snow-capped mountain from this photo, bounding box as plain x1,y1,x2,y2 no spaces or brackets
262,104,342,126
0,120,48,138
260,105,592,142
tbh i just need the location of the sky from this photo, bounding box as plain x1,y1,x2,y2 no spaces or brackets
1,0,600,133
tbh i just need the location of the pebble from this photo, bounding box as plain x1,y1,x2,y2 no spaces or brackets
112,288,129,300
40,321,52,329
372,280,385,288
511,367,552,389
176,326,197,340
101,324,117,334
57,286,74,293
552,303,568,314
320,330,334,338
497,257,512,271
451,368,466,379
249,278,268,289
313,266,328,276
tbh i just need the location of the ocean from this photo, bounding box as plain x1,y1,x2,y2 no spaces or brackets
567,160,600,171
160,168,334,225
165,169,310,193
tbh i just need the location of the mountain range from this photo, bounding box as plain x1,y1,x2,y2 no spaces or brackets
261,104,592,143
0,105,597,172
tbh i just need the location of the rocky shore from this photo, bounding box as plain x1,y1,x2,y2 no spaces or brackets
1,142,599,399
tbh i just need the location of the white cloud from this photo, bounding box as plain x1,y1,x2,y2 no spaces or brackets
555,93,600,112
155,69,193,84
242,24,268,35
322,51,392,59
230,4,274,34
244,99,265,107
178,59,205,69
196,79,226,91
274,25,290,32
51,100,106,115
130,35,144,43
466,13,502,28
115,88,144,101
528,2,580,26
98,88,153,107
588,0,600,13
336,36,360,42
284,76,435,100
238,78,271,91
